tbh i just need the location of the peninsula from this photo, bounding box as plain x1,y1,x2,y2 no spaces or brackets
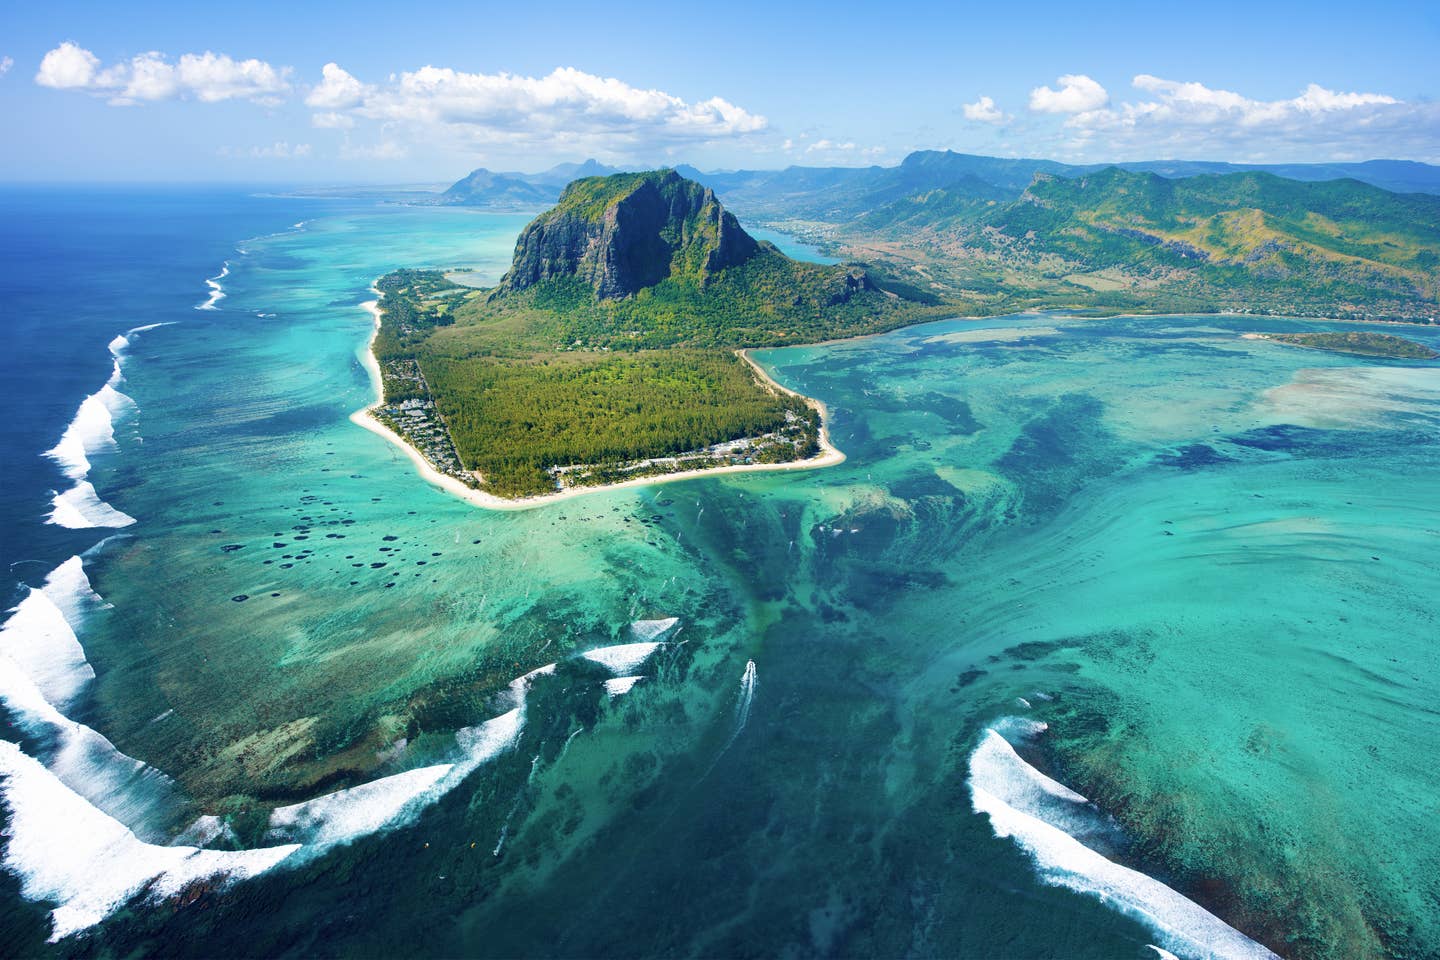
1256,330,1439,359
358,169,937,503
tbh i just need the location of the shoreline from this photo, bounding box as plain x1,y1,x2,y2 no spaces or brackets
350,285,847,512
353,280,1426,513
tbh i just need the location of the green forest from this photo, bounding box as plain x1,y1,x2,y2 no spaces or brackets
372,270,832,498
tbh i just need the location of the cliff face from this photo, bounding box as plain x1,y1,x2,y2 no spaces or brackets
500,170,759,299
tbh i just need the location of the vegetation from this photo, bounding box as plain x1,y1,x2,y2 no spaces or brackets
372,171,931,498
378,164,1440,499
1264,331,1439,359
826,167,1440,323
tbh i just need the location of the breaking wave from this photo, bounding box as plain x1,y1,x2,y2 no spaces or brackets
43,378,133,483
42,323,164,528
47,481,135,529
968,719,1278,960
629,616,679,641
268,764,455,850
0,554,538,938
583,642,663,675
581,621,677,675
197,262,228,311
0,741,298,943
603,676,643,698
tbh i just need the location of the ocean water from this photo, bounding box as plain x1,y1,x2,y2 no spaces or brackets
1,187,1436,959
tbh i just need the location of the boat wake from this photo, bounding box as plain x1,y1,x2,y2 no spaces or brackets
702,659,759,779
968,716,1279,960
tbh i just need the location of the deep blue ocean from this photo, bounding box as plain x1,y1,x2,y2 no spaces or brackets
0,187,319,606
1,187,1436,959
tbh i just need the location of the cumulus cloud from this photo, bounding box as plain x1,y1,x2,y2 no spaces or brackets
1029,74,1108,114
306,62,369,109
35,42,98,89
1060,74,1436,159
312,63,765,154
0,56,14,77
1121,74,1397,126
35,42,289,104
962,95,1008,124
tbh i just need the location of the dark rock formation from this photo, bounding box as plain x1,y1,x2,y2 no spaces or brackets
500,169,759,299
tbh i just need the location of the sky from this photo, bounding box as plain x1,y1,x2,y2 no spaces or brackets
2,0,1438,182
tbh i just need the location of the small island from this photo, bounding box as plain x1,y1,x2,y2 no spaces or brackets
356,169,939,504
1256,331,1439,359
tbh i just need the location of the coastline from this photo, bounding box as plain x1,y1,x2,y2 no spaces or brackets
350,287,847,512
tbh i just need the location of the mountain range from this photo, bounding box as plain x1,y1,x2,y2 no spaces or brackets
438,151,1440,216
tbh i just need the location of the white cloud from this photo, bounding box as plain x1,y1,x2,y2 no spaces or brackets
311,111,355,129
35,42,289,104
806,139,856,153
1122,74,1398,127
35,42,98,89
220,141,311,159
0,56,14,77
1058,75,1435,160
962,95,1008,124
306,62,369,109
1029,74,1109,114
316,63,765,155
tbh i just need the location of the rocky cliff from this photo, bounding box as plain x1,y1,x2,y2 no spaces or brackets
500,169,759,300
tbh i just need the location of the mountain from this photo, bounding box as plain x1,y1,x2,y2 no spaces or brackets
436,159,622,208
500,170,758,299
437,151,1440,216
686,150,1440,222
532,158,621,186
438,168,553,207
481,169,932,344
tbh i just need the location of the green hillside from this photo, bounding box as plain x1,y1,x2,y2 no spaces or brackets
844,168,1440,321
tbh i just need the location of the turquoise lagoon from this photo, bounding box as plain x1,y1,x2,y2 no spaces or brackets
1,193,1436,958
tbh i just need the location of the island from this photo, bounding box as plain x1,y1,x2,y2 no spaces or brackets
356,169,940,504
1255,331,1439,359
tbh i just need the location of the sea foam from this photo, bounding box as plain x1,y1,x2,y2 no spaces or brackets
48,481,136,529
268,707,527,854
43,338,140,527
629,616,679,642
197,262,229,311
0,557,100,710
0,741,298,942
582,641,664,675
268,764,454,850
44,378,133,482
603,676,643,698
968,722,1279,960
0,556,533,934
0,557,179,834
